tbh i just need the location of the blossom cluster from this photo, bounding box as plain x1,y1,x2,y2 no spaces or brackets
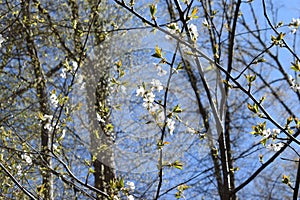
188,24,199,41
136,79,176,135
262,128,280,138
50,92,59,108
21,154,32,165
289,75,300,91
261,128,284,152
136,79,163,110
43,114,54,132
126,181,135,200
289,18,300,34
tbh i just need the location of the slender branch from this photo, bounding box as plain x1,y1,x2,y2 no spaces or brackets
0,162,38,200
232,129,300,195
293,158,300,200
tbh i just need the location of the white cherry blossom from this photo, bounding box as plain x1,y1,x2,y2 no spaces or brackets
151,79,163,92
166,118,175,135
267,142,284,152
126,181,135,191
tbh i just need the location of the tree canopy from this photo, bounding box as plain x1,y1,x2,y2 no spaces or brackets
0,0,299,199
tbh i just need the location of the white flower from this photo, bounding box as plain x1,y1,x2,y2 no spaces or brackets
44,122,53,132
71,61,79,71
290,28,297,34
60,67,67,78
262,128,271,138
16,165,22,176
143,92,155,103
21,154,32,165
188,24,199,41
151,79,163,92
289,75,300,91
267,142,284,152
290,18,300,27
127,195,134,200
166,118,175,135
289,18,300,34
0,34,5,47
96,113,105,123
50,93,58,107
43,114,53,132
113,196,120,200
154,63,167,76
136,86,145,97
44,114,53,120
142,101,152,108
126,181,135,191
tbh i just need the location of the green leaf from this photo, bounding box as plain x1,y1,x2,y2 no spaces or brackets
149,4,157,19
172,160,184,170
37,112,45,121
291,60,300,71
245,74,256,83
222,79,233,89
176,62,184,70
152,45,162,58
115,60,122,68
260,137,267,146
253,57,266,64
190,7,199,19
247,103,259,113
129,0,135,6
88,167,95,174
173,104,183,113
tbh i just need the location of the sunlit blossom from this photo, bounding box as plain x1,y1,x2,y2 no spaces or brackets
166,118,175,135
188,24,199,41
16,165,22,176
21,154,32,165
43,114,53,132
143,92,155,103
151,79,163,92
267,142,284,152
289,75,300,91
50,93,59,107
289,18,300,34
96,113,105,123
60,67,67,78
262,128,271,138
71,60,79,71
126,181,135,191
136,86,145,97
